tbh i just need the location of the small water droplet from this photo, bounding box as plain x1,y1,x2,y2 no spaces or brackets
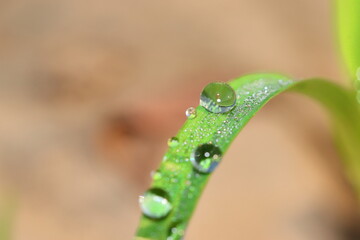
185,107,197,119
190,143,222,173
139,188,172,219
167,222,185,240
167,137,179,147
278,79,290,86
200,82,236,113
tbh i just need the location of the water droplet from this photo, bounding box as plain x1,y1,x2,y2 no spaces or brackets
167,137,179,147
278,79,290,86
185,107,197,119
167,222,185,240
190,143,222,173
200,82,236,113
139,188,172,219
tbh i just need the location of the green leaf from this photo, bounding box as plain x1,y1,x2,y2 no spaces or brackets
336,0,360,85
135,73,360,240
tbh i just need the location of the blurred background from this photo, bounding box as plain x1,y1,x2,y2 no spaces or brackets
1,0,360,239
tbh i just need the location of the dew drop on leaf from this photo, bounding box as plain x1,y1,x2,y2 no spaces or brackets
167,137,179,147
200,82,236,113
167,222,185,240
185,107,197,119
139,188,172,219
190,143,222,173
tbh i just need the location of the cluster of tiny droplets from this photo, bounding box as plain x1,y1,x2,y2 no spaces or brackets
184,78,292,149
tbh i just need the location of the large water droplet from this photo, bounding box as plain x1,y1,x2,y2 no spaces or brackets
139,188,172,219
167,137,179,147
185,107,197,119
200,82,236,113
190,143,222,173
167,222,185,240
